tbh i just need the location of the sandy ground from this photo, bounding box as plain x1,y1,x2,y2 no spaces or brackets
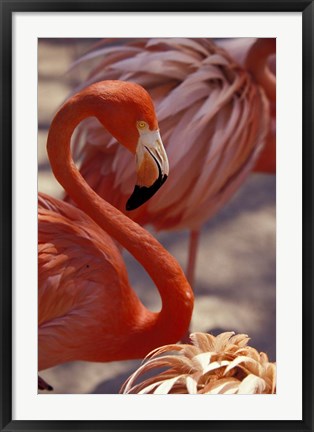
38,39,276,394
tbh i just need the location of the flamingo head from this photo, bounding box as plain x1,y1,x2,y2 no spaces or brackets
127,120,169,211
94,81,169,210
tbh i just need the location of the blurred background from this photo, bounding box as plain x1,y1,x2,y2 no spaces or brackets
38,38,276,394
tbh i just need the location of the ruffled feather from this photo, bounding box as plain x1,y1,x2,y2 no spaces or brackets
120,331,276,394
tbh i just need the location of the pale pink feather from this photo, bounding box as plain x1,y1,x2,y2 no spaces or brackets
66,38,272,231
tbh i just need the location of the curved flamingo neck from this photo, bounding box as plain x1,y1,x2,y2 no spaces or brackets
245,38,276,102
46,85,194,356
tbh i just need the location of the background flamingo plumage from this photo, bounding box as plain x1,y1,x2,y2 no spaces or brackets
67,38,275,285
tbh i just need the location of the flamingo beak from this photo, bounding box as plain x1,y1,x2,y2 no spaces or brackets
126,130,169,211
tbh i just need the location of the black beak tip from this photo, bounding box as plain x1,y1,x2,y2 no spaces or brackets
126,174,167,211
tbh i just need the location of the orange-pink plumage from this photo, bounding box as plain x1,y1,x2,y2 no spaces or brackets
38,81,194,388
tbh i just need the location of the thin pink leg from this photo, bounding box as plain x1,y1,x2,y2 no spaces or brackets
186,229,200,288
182,229,200,343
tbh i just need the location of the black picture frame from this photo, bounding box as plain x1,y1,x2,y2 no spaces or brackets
1,0,313,431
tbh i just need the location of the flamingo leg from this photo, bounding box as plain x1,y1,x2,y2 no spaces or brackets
186,229,200,288
181,229,200,343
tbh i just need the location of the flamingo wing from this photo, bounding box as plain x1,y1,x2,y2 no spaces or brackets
38,193,139,369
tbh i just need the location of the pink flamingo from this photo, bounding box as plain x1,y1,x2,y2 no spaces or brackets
66,38,276,287
38,80,193,389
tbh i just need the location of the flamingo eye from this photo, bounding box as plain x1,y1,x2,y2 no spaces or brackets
137,121,147,130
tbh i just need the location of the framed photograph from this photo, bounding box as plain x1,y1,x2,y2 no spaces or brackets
1,0,313,431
